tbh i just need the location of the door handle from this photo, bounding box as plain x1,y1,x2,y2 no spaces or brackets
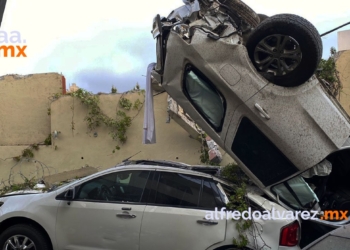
122,207,131,211
254,103,270,120
116,211,136,219
197,218,218,225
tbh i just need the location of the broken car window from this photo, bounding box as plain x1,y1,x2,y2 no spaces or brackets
272,176,319,210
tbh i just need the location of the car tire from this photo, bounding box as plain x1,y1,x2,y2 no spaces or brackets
220,0,260,28
246,14,323,87
0,224,51,250
257,13,269,23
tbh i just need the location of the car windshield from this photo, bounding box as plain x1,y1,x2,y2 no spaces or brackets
47,179,80,192
271,175,319,210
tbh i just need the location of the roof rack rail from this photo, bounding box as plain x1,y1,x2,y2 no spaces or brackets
117,160,221,176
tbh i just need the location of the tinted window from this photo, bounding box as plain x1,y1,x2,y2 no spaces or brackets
184,65,225,132
154,172,201,207
199,179,223,209
76,170,150,203
232,117,298,186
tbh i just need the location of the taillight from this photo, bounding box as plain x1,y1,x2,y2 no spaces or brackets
279,221,300,246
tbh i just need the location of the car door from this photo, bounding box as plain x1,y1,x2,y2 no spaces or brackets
140,170,226,250
161,29,269,150
55,169,152,250
224,80,350,190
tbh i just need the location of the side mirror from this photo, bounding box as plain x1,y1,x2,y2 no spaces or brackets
64,188,75,202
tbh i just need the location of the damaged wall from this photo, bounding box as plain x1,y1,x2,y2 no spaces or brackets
338,30,350,52
0,85,233,185
0,73,65,146
337,50,350,115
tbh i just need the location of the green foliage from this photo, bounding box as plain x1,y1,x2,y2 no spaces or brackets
13,143,40,162
221,163,249,184
44,134,52,145
13,156,21,162
69,88,133,147
52,93,62,99
198,133,216,165
133,99,142,110
0,176,37,195
21,148,34,158
138,89,146,96
111,85,117,94
47,108,51,116
119,97,133,110
316,47,342,97
222,163,251,248
109,111,132,144
200,146,210,164
32,144,39,151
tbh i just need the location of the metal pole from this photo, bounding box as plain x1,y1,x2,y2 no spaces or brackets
321,22,350,37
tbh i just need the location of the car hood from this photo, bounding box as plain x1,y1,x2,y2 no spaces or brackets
0,190,43,198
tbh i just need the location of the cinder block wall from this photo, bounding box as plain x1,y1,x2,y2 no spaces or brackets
0,86,233,185
337,51,350,114
0,73,65,146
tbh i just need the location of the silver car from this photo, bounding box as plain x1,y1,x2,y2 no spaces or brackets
0,160,301,250
150,0,350,230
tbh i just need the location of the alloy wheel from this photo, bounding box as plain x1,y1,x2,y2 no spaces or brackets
3,235,36,250
253,34,302,76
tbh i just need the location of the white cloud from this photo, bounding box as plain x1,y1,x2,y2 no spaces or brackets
0,0,349,91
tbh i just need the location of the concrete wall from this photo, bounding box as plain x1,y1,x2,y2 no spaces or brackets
0,73,65,146
0,88,233,185
337,51,350,114
338,30,350,52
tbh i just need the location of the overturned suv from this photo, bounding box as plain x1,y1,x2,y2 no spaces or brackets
150,0,350,232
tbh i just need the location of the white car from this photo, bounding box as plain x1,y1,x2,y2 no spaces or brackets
150,0,350,232
0,160,300,250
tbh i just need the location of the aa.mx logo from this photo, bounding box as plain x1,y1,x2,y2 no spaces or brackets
0,30,27,57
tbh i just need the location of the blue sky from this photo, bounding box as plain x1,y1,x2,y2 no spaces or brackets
0,0,349,93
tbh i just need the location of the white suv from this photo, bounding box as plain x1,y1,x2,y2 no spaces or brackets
0,160,300,250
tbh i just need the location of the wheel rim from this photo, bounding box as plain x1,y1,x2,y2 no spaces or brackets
3,235,36,250
253,34,302,76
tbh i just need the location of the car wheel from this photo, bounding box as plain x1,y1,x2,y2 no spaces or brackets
219,0,260,28
257,13,269,23
0,224,51,250
246,14,323,87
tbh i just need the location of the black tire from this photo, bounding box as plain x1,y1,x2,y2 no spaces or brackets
257,14,269,23
246,14,323,87
219,0,260,28
0,224,51,250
